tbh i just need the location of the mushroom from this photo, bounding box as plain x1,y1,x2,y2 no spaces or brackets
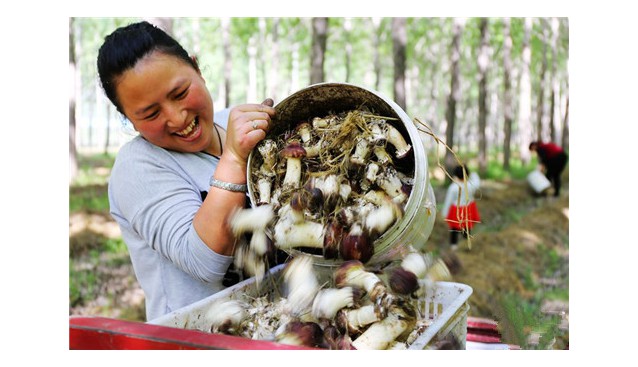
376,166,409,204
307,174,340,208
282,255,320,317
334,260,393,315
350,135,371,165
295,121,312,144
340,223,374,263
335,304,381,336
351,307,413,350
361,162,380,191
257,139,278,175
383,123,412,159
388,267,419,295
311,287,355,320
273,209,343,260
228,205,275,237
281,141,307,189
295,122,323,158
204,299,248,335
275,321,326,348
256,176,273,205
373,144,393,165
363,199,404,237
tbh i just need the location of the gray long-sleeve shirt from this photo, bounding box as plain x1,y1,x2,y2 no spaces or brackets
108,110,235,321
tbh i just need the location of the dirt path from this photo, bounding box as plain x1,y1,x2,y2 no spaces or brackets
428,177,569,349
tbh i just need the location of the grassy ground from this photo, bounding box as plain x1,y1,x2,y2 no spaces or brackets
69,153,569,349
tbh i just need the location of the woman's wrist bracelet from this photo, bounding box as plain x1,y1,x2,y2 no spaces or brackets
209,177,248,192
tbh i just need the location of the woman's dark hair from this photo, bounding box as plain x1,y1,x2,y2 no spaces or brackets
452,165,467,180
97,21,197,114
529,141,539,150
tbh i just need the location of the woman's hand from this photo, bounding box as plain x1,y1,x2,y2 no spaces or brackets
224,98,276,168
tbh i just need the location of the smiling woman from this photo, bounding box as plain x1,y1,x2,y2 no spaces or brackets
96,20,278,321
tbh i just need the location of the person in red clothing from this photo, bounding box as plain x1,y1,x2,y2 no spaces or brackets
529,141,568,197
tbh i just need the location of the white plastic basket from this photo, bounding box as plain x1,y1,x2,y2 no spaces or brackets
149,264,473,350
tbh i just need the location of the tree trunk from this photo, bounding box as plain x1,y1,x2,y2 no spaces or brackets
267,18,280,101
502,18,513,172
104,104,112,155
536,21,548,142
371,17,382,91
69,18,78,183
192,18,201,56
444,18,464,170
477,18,489,176
391,17,407,110
310,17,328,85
344,18,352,83
258,18,267,100
247,36,258,102
549,17,560,142
518,18,533,165
562,95,569,150
222,18,232,107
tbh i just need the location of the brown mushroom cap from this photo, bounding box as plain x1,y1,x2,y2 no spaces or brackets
280,141,307,158
388,267,419,295
323,220,344,259
340,225,374,263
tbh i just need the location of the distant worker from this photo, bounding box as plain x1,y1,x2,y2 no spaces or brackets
529,141,568,197
441,165,481,250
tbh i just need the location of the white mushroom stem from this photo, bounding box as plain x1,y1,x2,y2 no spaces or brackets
234,243,266,284
364,201,402,235
317,174,340,200
369,122,386,143
228,205,275,236
365,163,380,183
273,216,325,250
376,167,408,204
256,176,273,205
258,139,278,173
352,311,409,350
363,190,389,206
350,136,371,165
340,304,381,330
312,287,355,320
339,180,352,202
297,123,312,143
383,124,412,158
304,140,323,158
334,261,386,301
312,116,330,129
283,255,320,316
204,299,248,334
400,252,434,279
283,156,303,189
373,145,392,165
249,228,270,256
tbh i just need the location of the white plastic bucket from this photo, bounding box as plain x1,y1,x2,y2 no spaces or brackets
527,170,551,194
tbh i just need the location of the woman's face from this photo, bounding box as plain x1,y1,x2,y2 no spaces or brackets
116,51,215,154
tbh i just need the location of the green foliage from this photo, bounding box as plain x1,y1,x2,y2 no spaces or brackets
499,292,562,350
484,156,535,180
70,153,114,213
69,188,110,213
69,258,99,307
104,237,128,254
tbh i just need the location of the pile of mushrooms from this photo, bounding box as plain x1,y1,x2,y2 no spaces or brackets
203,252,452,350
212,109,453,349
244,109,414,271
